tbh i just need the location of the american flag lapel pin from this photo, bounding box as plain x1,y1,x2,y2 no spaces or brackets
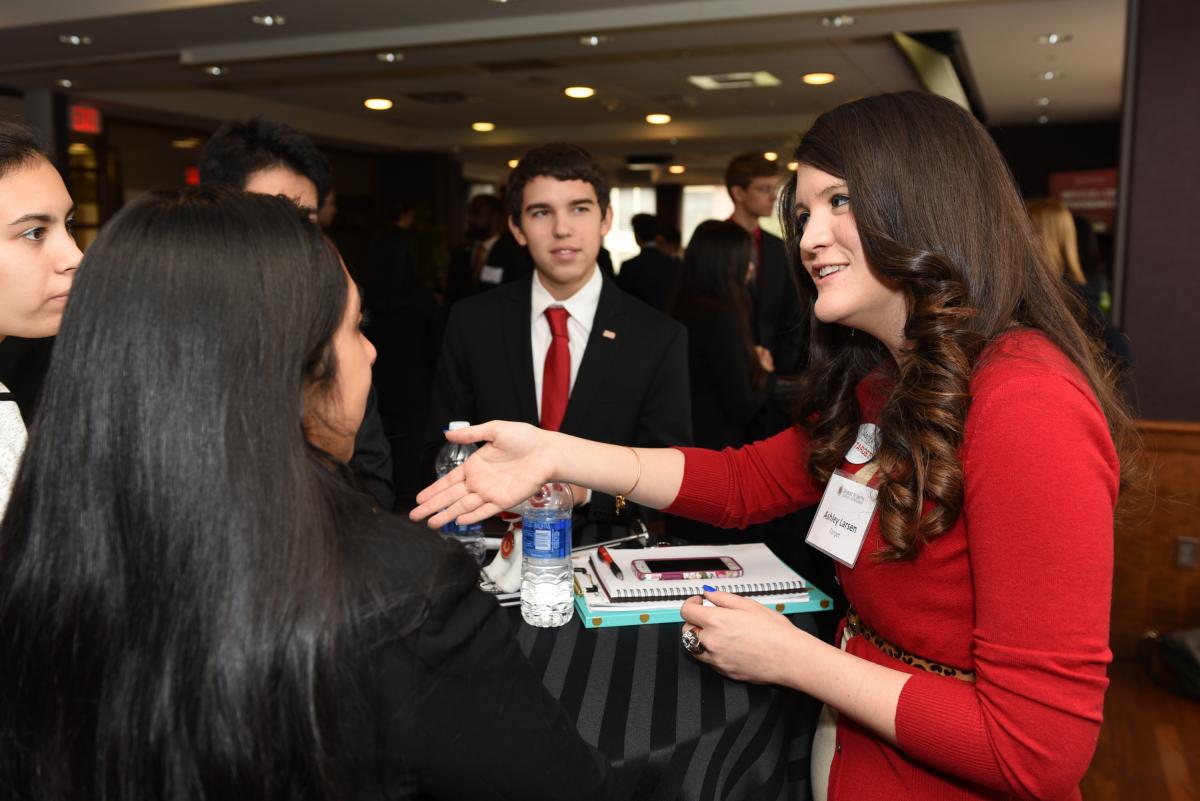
602,329,617,340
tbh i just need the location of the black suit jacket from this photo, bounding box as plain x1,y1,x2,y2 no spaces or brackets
343,519,611,800
444,232,534,309
752,230,808,374
426,272,692,519
616,245,681,313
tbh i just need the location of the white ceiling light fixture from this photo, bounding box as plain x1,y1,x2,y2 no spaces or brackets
1036,97,1051,106
1037,70,1061,81
802,72,836,85
1037,115,1050,124
822,15,856,28
645,113,672,125
688,71,781,91
377,52,403,63
202,65,227,76
472,121,496,132
250,14,286,27
1036,33,1072,45
58,34,91,46
364,98,393,110
763,151,778,161
564,86,595,99
172,137,203,149
787,161,799,171
579,35,607,47
507,159,519,168
55,79,73,88
667,165,686,175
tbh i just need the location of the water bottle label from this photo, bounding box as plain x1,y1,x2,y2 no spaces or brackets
442,521,482,536
523,518,571,559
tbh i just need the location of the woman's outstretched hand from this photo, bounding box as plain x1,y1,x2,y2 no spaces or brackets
409,420,556,528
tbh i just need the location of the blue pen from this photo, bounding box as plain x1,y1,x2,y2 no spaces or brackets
703,584,717,592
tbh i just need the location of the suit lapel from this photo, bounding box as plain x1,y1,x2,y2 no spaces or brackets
502,277,539,425
561,276,625,433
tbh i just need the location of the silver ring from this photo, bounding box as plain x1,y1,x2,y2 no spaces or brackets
681,628,706,655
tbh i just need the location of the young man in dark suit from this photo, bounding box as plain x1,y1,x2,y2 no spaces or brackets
199,118,395,510
443,193,533,309
427,143,692,520
726,153,808,377
616,213,681,313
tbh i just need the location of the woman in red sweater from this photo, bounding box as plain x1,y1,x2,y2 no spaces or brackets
412,92,1135,800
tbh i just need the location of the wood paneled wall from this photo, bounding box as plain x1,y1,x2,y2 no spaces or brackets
1110,421,1200,658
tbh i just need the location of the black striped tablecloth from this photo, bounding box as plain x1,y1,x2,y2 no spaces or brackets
506,600,819,800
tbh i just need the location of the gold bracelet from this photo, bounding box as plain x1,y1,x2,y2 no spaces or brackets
614,447,642,515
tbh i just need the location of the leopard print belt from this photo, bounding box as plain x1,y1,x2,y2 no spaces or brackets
845,607,976,683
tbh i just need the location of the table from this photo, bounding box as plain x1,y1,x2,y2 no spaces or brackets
503,521,822,801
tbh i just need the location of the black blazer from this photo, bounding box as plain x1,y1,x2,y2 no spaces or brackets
752,230,808,374
616,245,681,313
343,520,612,800
444,232,534,309
426,272,692,518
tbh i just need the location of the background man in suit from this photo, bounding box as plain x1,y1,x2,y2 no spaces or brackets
443,193,533,308
616,213,681,313
726,153,808,379
199,117,395,510
427,142,692,521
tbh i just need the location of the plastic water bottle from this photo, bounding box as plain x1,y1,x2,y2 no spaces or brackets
520,482,574,627
434,421,486,565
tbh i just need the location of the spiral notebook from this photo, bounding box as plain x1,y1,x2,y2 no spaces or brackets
587,543,809,604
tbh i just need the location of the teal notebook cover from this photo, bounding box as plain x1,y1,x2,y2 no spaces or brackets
572,559,834,629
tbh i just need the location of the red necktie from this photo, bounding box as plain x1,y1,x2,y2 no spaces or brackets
541,307,570,431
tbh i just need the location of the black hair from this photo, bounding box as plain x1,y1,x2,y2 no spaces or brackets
673,219,764,387
0,187,412,800
198,117,332,209
506,142,610,224
0,120,46,179
631,213,657,244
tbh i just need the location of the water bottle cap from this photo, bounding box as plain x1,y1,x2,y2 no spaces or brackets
447,421,471,431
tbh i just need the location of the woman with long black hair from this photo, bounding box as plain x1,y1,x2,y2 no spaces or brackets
0,121,80,514
412,92,1136,800
0,187,610,801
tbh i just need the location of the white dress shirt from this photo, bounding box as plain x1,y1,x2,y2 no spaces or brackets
530,264,602,419
0,381,28,516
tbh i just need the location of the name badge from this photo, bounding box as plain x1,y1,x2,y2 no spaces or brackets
805,469,879,568
479,265,504,284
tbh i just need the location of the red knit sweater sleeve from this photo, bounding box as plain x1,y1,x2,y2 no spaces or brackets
894,355,1118,800
664,425,823,528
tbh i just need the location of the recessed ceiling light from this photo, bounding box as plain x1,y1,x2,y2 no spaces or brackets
645,113,672,125
564,86,595,99
763,151,778,161
1036,33,1072,45
364,98,393,110
250,14,286,26
488,0,509,4
579,35,607,47
1037,115,1050,125
377,52,404,63
1037,70,1061,81
58,34,92,46
688,71,781,91
803,72,836,85
172,137,203,149
472,121,496,132
507,159,519,168
55,78,73,89
787,161,799,171
822,15,856,28
1036,97,1051,106
202,66,227,76
667,165,686,175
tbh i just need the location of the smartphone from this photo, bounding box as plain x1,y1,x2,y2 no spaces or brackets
631,556,743,581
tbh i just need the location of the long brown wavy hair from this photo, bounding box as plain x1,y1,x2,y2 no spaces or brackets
780,91,1136,560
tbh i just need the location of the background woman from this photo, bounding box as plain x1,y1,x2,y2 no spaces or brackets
0,188,609,801
412,92,1134,801
0,121,80,513
1027,197,1132,368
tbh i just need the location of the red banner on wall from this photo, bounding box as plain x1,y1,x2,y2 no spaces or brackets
1049,168,1117,232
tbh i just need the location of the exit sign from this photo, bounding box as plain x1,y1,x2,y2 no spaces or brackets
70,105,102,134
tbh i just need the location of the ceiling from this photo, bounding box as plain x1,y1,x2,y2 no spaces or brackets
0,0,1127,183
